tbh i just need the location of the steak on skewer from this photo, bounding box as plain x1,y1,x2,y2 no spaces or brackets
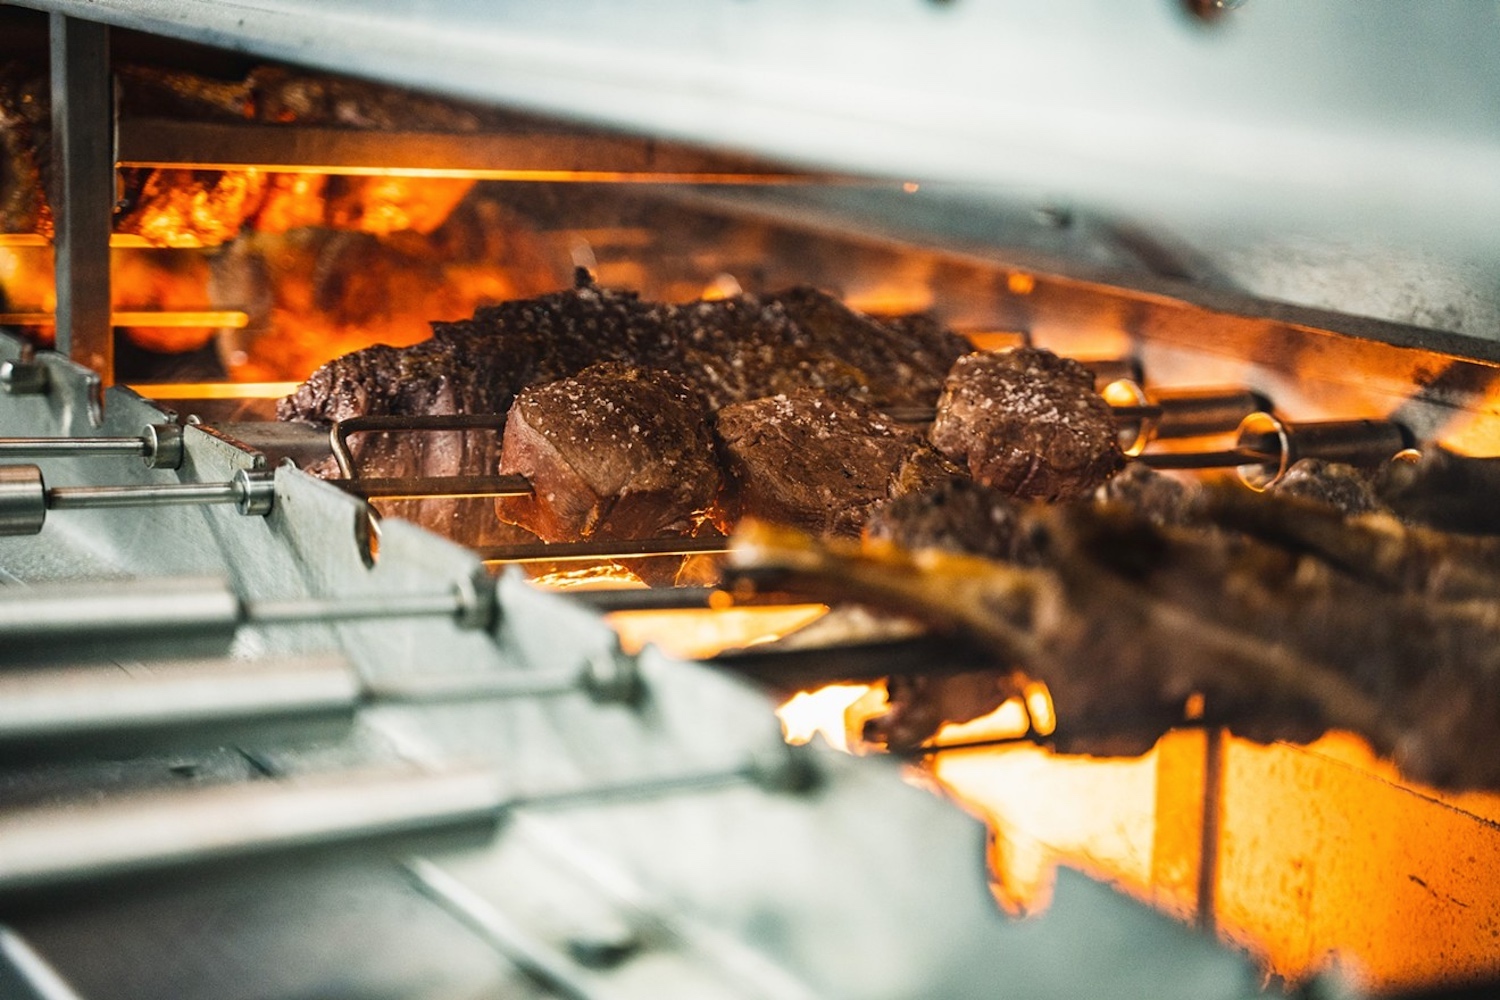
495,362,723,543
714,391,962,537
281,278,972,547
929,348,1125,501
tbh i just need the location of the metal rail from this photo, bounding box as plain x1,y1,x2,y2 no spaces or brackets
116,118,845,184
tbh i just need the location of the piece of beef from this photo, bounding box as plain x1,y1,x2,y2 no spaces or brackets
495,363,721,543
282,280,969,427
279,279,975,547
770,288,970,410
887,441,968,500
1268,458,1385,517
1095,464,1200,527
929,347,1124,501
714,392,940,536
672,294,866,410
864,479,1043,565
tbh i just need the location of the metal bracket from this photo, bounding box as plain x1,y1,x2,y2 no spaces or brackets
49,14,114,388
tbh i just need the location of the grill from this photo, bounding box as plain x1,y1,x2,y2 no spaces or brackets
3,3,1500,998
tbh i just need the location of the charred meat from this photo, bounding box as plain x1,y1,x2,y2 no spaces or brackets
1267,457,1385,516
714,392,947,537
495,363,722,543
864,479,1043,565
929,348,1124,501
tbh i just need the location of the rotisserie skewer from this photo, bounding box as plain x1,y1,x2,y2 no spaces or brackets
726,509,1500,788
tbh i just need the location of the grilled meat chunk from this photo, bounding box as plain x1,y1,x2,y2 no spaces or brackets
714,392,945,536
282,280,969,427
278,278,974,547
1095,464,1200,527
864,479,1043,565
929,348,1124,501
1267,458,1385,517
495,363,721,543
670,289,968,411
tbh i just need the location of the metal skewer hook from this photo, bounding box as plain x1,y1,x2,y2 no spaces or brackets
0,464,275,536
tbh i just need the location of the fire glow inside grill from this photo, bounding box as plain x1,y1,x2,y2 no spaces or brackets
3,3,1500,998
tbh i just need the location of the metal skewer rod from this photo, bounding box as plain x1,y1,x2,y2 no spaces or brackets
0,436,145,457
0,464,274,535
1135,448,1278,471
0,576,496,651
0,310,251,329
0,745,805,897
0,423,182,468
0,648,637,760
47,479,240,509
328,474,533,500
476,534,730,564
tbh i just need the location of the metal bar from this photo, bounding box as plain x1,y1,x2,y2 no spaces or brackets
477,535,730,565
0,233,153,248
331,474,533,500
0,437,145,459
0,311,251,329
49,14,114,385
46,480,240,509
1196,726,1225,936
0,424,179,468
365,668,587,704
331,414,507,478
0,767,507,895
116,118,839,184
247,591,468,624
715,635,981,688
572,586,719,612
0,654,360,758
0,576,241,647
1136,449,1276,471
0,928,86,1000
405,860,599,1000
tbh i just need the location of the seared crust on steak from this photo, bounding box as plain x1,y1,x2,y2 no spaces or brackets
1095,464,1200,527
929,348,1124,501
280,279,970,427
864,479,1043,565
714,392,940,536
1268,458,1385,517
495,363,721,543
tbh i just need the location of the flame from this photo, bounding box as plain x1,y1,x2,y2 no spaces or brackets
930,736,1173,919
776,683,887,753
923,724,1500,990
1023,682,1056,737
527,565,646,591
609,604,828,661
964,330,1030,352
930,697,1032,745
